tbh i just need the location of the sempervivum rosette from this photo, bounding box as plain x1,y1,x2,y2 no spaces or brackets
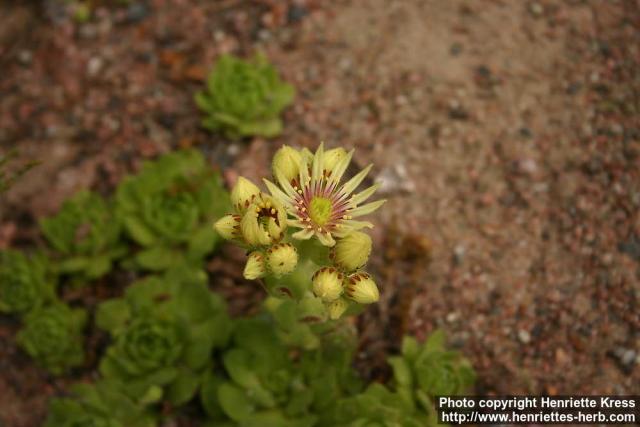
96,267,231,405
0,250,54,315
116,150,230,271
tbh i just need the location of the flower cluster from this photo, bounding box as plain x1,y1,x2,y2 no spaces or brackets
215,144,385,319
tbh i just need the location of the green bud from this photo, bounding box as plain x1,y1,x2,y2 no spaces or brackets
243,252,266,280
266,243,298,277
331,231,372,271
323,147,347,175
240,194,287,246
345,272,379,304
213,214,241,240
231,177,261,213
272,145,302,185
327,298,349,320
312,267,344,302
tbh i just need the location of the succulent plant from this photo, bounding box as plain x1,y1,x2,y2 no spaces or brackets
17,303,87,375
44,381,157,427
195,53,295,139
322,383,428,427
40,191,126,281
200,317,360,426
0,250,54,315
115,150,230,271
389,331,476,398
96,267,232,405
3,144,477,427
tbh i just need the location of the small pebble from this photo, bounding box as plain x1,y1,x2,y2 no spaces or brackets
450,42,463,56
288,4,308,23
126,3,149,23
453,245,466,265
518,329,531,344
18,50,32,65
528,2,544,17
258,29,271,41
87,57,104,76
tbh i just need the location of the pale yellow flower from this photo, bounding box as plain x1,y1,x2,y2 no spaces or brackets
240,194,287,246
264,143,385,246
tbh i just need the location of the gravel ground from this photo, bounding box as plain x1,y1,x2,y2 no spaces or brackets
1,0,638,425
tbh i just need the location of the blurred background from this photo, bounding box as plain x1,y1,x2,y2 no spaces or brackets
1,0,638,425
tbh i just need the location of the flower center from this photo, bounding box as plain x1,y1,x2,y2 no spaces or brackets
308,197,333,226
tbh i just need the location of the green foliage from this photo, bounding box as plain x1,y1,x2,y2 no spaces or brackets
323,383,427,427
115,150,230,271
44,381,156,427
369,331,477,426
17,303,86,375
0,250,54,315
321,331,475,427
96,267,232,405
200,317,361,427
195,54,295,139
393,331,476,397
40,191,126,281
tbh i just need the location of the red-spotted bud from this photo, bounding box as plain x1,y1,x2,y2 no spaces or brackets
266,243,298,277
243,252,266,280
231,177,261,213
312,267,344,302
327,298,349,320
345,272,379,304
213,214,241,240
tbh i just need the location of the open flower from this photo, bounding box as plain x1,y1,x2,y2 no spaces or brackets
264,143,385,246
240,193,287,246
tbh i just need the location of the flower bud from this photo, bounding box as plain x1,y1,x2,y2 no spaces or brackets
312,267,344,302
330,231,372,271
243,252,266,280
240,195,287,246
327,298,349,320
299,147,314,166
323,147,347,175
345,272,379,304
266,243,298,277
213,214,241,240
272,145,302,185
231,177,261,213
